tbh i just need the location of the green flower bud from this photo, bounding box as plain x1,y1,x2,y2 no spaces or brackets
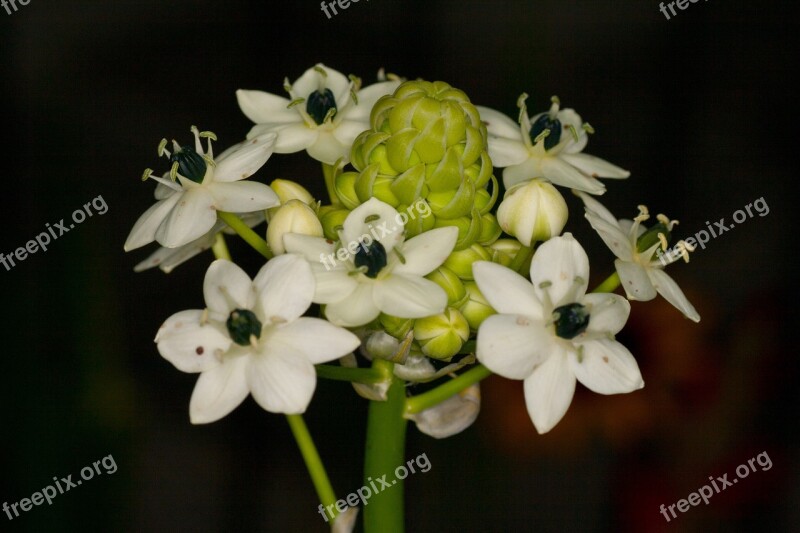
477,213,502,246
334,171,361,209
426,266,467,307
427,178,475,219
380,313,415,339
459,281,495,330
413,307,470,360
497,179,568,246
319,206,350,240
474,175,499,215
434,210,482,251
399,201,436,239
269,179,315,205
355,164,401,207
443,243,491,280
267,200,323,255
488,238,522,267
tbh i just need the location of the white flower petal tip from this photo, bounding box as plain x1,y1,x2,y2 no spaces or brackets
571,339,644,395
407,383,480,439
331,505,359,533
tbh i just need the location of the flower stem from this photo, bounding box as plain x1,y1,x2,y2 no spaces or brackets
404,364,492,415
591,271,620,293
322,163,339,205
211,233,231,261
218,211,272,259
315,364,386,384
285,414,341,522
363,359,407,533
509,244,534,273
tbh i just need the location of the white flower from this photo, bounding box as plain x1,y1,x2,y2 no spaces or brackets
124,127,280,251
575,191,700,322
496,178,568,246
477,95,629,195
236,64,401,164
134,212,265,274
473,233,644,434
155,255,361,422
284,198,458,327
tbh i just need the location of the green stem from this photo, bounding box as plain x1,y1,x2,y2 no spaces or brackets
363,359,407,533
405,364,493,415
211,233,231,261
315,364,386,384
509,244,534,273
591,271,620,293
322,163,339,205
286,414,340,522
218,211,272,259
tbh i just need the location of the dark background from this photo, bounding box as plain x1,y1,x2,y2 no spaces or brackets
1,0,797,531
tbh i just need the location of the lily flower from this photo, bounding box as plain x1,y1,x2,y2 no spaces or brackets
284,198,458,327
237,64,401,164
473,234,644,434
575,191,700,322
125,127,279,251
477,95,629,195
155,255,361,422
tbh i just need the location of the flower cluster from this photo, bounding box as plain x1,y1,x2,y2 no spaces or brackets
126,63,701,441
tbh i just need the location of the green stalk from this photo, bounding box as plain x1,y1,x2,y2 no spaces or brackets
211,233,231,261
322,163,339,205
508,244,534,273
405,364,492,415
591,271,620,293
286,414,340,522
363,359,407,533
218,211,272,259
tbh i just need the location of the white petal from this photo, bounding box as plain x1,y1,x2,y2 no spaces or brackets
570,338,644,394
292,64,349,105
580,293,630,336
236,89,297,125
472,261,542,318
523,350,576,434
584,210,634,261
248,345,316,414
208,181,279,212
393,227,458,276
476,313,555,380
530,234,590,307
332,119,371,153
268,122,320,153
310,263,359,303
124,193,182,251
155,187,218,248
189,355,250,424
134,225,221,273
540,158,606,194
561,153,630,179
283,233,336,262
342,198,404,254
155,310,231,373
373,275,447,318
306,130,348,165
553,108,588,154
646,268,701,322
502,157,542,189
213,133,277,182
253,254,314,323
476,106,524,140
324,283,380,327
615,259,657,301
346,80,401,121
203,259,256,317
485,136,531,168
574,190,621,227
269,317,361,364
618,218,646,239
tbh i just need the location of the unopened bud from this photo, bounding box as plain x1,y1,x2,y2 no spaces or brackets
413,308,470,360
497,179,568,246
269,179,315,205
267,200,323,255
459,281,495,330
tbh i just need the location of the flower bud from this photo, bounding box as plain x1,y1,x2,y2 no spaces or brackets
477,213,502,246
269,179,315,205
459,281,495,330
334,171,361,209
413,307,470,360
397,200,436,239
407,383,480,439
426,266,467,307
267,200,323,255
442,243,491,280
319,206,350,241
434,211,481,251
488,238,522,267
380,313,415,339
497,179,568,246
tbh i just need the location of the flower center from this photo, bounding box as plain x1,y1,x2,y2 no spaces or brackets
636,222,671,256
170,145,207,183
552,303,590,340
529,113,562,151
306,88,338,125
226,309,262,346
353,239,387,278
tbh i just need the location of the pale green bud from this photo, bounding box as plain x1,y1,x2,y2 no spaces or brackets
413,308,470,360
269,179,315,205
380,313,415,339
443,243,491,280
267,200,323,255
459,281,496,330
425,266,467,307
488,238,522,267
334,171,361,209
497,179,568,246
319,206,350,241
434,211,481,251
477,213,502,246
399,200,436,239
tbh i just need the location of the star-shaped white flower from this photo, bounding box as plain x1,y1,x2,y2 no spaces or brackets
284,198,458,327
575,191,700,322
155,255,361,422
473,233,644,434
477,95,630,195
236,64,401,164
124,127,280,251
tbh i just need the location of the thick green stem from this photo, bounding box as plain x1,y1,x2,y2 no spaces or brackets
211,233,231,261
322,163,339,205
315,364,386,384
405,364,493,415
218,211,272,259
509,244,534,273
591,271,621,293
363,359,407,533
286,414,340,522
